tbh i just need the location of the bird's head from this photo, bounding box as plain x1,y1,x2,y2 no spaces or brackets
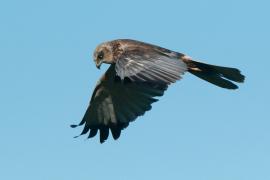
93,42,114,69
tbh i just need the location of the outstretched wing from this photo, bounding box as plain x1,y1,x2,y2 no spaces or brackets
71,65,168,143
115,44,187,85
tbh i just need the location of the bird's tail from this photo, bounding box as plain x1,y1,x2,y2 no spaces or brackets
185,59,245,89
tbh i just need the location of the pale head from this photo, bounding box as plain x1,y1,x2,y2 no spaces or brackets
93,42,114,69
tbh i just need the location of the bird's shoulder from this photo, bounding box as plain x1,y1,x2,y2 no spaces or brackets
110,39,184,60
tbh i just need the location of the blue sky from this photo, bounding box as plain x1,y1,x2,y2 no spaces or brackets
0,0,269,179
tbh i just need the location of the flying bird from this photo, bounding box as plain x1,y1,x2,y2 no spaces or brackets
71,39,245,143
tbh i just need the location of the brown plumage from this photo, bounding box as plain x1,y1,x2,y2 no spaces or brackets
71,39,245,143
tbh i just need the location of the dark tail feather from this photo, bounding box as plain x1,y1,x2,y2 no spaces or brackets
187,60,245,89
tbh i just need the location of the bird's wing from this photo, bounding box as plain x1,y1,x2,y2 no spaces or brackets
71,65,168,143
115,47,187,85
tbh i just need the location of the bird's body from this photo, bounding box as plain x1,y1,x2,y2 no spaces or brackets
71,39,245,143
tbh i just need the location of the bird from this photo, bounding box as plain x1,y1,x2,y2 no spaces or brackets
71,39,245,143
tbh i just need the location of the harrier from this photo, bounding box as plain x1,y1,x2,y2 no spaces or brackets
71,39,245,143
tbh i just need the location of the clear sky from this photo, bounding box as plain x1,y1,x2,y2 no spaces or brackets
1,0,269,180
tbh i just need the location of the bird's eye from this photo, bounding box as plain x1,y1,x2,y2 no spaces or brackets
97,51,104,60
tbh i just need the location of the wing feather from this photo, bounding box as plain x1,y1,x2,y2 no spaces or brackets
115,48,187,85
71,65,168,143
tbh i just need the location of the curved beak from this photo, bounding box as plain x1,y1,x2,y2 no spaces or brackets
95,60,103,69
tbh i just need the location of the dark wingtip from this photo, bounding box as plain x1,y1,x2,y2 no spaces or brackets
88,128,98,139
70,124,78,128
110,127,121,140
230,68,245,83
99,127,109,144
70,119,86,128
225,83,239,90
73,135,80,138
239,73,245,83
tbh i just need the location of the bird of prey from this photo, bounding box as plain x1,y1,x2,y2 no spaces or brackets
71,39,245,143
